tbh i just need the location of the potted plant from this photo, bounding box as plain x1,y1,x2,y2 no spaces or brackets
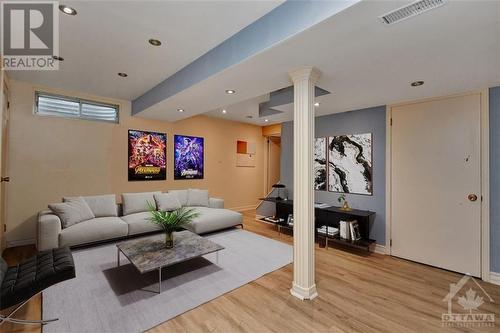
147,202,199,248
338,193,352,211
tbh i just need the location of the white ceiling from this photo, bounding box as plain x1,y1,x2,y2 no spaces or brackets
138,0,500,125
8,1,500,125
7,0,283,100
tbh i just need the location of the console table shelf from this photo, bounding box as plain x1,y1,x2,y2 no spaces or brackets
258,197,376,252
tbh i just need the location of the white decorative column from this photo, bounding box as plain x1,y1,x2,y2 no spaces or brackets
289,66,320,300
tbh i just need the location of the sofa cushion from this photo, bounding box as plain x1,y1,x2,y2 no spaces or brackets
59,217,128,247
64,194,117,217
154,193,181,212
187,189,209,207
120,212,163,235
169,189,188,206
184,207,242,234
122,192,160,216
49,198,95,228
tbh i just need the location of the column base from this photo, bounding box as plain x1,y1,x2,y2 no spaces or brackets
290,282,318,300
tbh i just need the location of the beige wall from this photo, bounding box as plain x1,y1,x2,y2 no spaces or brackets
6,80,265,245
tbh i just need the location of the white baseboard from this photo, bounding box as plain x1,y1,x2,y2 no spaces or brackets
489,272,500,285
230,204,259,212
370,243,387,255
6,238,36,248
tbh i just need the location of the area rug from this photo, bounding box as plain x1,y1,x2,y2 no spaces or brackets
42,229,292,333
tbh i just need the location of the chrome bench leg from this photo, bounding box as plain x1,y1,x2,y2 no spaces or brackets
0,293,58,326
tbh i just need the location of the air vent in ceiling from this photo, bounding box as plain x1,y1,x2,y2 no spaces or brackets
380,0,446,25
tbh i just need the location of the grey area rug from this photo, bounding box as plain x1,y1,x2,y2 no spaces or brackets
43,229,292,333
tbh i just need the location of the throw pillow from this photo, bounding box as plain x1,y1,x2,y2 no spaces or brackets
154,193,182,212
49,198,95,228
122,191,161,216
64,194,117,217
169,189,189,206
187,189,209,207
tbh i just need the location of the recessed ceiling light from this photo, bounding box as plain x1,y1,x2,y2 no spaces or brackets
411,80,424,87
59,5,77,15
177,108,184,113
118,72,128,77
225,89,236,94
149,39,162,46
264,119,269,122
222,109,227,114
52,55,64,61
314,102,320,107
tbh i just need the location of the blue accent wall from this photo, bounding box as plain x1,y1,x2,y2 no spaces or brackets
280,106,386,245
490,86,500,272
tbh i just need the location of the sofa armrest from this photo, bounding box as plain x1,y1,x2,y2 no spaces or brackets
38,211,62,251
209,197,224,209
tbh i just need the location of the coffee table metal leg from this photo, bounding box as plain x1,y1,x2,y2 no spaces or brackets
117,249,120,267
158,268,162,294
216,251,219,264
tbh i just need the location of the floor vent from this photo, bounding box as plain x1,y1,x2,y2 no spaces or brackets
380,0,446,25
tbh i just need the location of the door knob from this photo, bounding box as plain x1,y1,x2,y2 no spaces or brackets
468,194,478,202
0,177,9,182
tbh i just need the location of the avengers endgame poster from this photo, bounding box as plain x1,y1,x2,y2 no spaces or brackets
174,135,204,180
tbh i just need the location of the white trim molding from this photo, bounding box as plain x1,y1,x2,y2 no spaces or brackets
480,89,490,282
489,272,500,286
385,105,392,255
6,238,36,248
231,204,259,212
370,243,387,255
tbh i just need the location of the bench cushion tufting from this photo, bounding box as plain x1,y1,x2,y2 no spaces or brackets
0,247,75,310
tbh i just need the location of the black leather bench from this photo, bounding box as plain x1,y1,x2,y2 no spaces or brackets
0,247,75,326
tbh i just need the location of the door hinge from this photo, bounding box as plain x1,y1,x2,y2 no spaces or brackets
3,224,5,232
7,101,9,109
390,118,393,126
390,239,393,247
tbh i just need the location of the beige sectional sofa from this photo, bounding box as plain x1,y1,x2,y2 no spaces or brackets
37,189,243,251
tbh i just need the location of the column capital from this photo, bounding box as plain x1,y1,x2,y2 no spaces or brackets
288,66,321,84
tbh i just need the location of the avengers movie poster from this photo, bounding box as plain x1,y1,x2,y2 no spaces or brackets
174,135,204,180
128,130,167,181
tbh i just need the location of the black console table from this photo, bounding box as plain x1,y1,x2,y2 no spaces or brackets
258,197,376,251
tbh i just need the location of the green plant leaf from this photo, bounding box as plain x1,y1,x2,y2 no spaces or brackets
147,201,200,233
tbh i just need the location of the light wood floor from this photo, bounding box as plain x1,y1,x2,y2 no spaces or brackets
2,210,500,333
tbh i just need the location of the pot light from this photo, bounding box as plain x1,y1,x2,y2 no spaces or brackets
52,55,64,61
264,119,269,122
225,89,236,94
118,72,128,77
314,102,320,107
411,80,424,87
177,108,184,113
222,109,227,114
149,39,162,46
59,5,77,15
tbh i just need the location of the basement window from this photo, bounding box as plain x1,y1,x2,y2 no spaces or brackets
35,91,119,123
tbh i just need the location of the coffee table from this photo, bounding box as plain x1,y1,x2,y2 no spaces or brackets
116,230,224,293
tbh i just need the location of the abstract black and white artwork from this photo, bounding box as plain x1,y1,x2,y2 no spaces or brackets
314,137,327,190
328,133,372,195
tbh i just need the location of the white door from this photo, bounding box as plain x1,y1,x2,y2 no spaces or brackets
391,93,482,276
